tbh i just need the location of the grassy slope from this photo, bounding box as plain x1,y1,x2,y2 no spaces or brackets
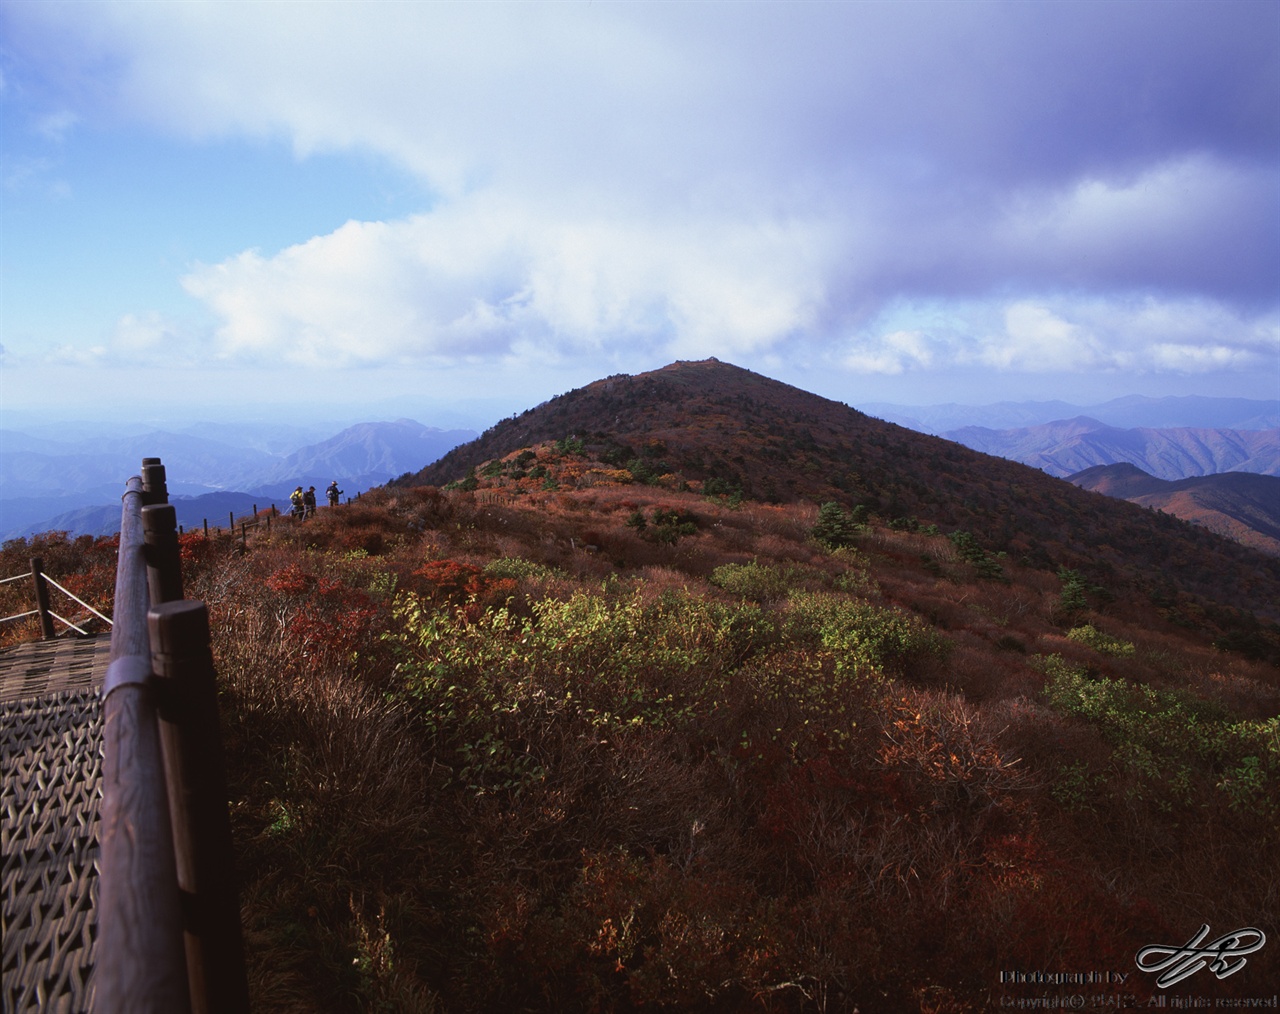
131,453,1278,1012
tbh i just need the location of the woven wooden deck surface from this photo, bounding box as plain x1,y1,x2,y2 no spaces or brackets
1,636,109,1013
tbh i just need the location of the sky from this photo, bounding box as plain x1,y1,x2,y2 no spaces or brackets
2,0,1278,430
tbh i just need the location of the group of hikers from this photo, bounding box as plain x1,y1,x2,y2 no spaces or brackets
289,480,343,519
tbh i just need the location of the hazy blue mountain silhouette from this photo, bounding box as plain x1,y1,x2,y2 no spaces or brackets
2,419,475,539
944,419,1279,479
862,395,1278,434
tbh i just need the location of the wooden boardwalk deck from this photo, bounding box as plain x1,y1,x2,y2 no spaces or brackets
1,636,110,1013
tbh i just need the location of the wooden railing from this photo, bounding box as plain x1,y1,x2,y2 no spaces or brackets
97,458,249,1014
0,558,114,639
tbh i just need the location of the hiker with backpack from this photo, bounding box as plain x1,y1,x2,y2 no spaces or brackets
326,481,343,507
289,486,305,518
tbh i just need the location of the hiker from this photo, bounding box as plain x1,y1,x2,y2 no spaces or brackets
326,480,343,507
289,486,305,518
303,485,318,518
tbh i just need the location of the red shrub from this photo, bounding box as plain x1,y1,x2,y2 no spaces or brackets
265,563,315,596
414,559,485,601
411,559,517,619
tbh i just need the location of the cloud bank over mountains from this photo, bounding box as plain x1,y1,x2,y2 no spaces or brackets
3,1,1277,404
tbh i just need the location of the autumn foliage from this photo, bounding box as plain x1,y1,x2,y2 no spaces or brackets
5,388,1279,1010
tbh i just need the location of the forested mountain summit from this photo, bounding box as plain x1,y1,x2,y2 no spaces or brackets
395,358,1280,630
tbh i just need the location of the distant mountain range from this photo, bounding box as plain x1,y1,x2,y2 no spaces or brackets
942,418,1279,480
863,394,1279,433
849,398,1279,555
6,388,1278,550
0,419,475,539
1069,463,1280,557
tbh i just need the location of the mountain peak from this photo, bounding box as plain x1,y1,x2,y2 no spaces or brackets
401,359,866,500
392,360,1280,617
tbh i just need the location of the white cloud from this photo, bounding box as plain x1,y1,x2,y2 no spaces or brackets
2,155,71,198
994,155,1277,295
1147,343,1259,371
842,330,935,374
179,197,835,367
982,303,1110,372
43,343,110,367
838,296,1279,379
4,1,1276,402
110,311,204,362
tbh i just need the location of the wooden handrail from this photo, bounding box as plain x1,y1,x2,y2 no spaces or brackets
96,460,248,1013
98,473,190,1012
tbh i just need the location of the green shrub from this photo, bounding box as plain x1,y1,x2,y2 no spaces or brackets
1038,654,1278,811
625,458,658,485
1066,624,1135,657
444,468,479,492
483,557,562,582
650,507,698,545
1056,567,1090,616
1050,761,1104,812
390,584,777,766
703,476,742,501
786,592,950,678
708,561,793,601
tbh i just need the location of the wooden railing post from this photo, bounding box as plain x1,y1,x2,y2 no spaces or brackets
149,599,249,1014
98,474,191,1013
142,503,185,605
142,457,169,506
30,556,56,640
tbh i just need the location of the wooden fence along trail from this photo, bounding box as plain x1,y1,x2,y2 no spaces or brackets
1,458,248,1013
181,491,359,545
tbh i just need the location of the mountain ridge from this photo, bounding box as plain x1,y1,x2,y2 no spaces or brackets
945,418,1280,479
397,358,1280,624
1069,464,1280,557
864,394,1279,433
